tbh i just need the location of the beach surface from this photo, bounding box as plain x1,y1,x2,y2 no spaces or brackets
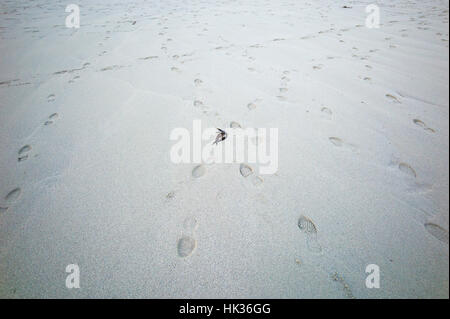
0,0,448,298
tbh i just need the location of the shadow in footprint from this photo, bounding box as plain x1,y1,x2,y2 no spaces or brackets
177,217,199,257
321,107,332,119
329,137,343,147
177,236,197,257
44,113,59,126
5,188,21,205
251,175,264,186
192,165,206,178
425,223,449,244
413,119,435,133
413,119,426,127
398,162,416,178
329,137,357,151
18,145,32,162
230,121,242,128
386,94,401,103
166,191,176,201
239,163,253,177
1,188,22,211
247,102,257,110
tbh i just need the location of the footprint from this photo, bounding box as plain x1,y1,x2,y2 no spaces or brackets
177,236,197,257
139,55,158,60
425,223,449,244
166,191,175,200
329,137,357,151
18,145,32,162
386,94,401,103
413,119,426,128
321,107,332,118
247,102,257,110
193,100,204,107
413,119,435,133
68,75,80,84
47,94,55,102
398,162,416,178
279,88,288,93
194,78,203,86
298,215,322,253
239,163,253,177
4,187,21,205
313,65,323,70
251,175,264,186
44,113,59,126
331,272,355,299
329,137,343,147
230,121,242,128
183,216,198,233
192,165,206,178
177,217,199,258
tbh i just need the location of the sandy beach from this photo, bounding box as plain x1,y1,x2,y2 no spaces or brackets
0,0,448,298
